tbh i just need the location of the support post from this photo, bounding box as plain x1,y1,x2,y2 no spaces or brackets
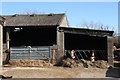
51,45,57,64
56,27,64,64
107,36,113,66
0,17,4,74
6,28,10,50
0,24,3,69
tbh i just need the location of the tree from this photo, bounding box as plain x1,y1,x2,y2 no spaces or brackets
77,21,111,30
22,10,45,15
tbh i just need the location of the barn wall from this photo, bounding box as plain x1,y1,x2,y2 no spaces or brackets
60,15,69,27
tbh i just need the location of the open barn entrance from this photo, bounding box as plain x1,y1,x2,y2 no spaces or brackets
10,27,57,47
64,33,107,60
4,27,57,61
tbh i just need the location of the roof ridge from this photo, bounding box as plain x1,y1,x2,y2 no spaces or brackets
2,13,65,17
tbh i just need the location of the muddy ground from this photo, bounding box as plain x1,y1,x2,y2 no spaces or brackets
1,59,120,78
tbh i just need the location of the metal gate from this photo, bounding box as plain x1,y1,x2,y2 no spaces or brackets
65,50,107,60
10,46,52,60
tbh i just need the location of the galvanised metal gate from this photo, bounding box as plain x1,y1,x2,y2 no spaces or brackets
10,46,52,60
65,50,107,60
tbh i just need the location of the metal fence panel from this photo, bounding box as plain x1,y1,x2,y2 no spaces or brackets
11,56,30,60
64,50,107,60
11,53,30,57
10,46,51,60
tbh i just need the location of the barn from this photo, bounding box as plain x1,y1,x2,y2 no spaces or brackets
1,13,114,66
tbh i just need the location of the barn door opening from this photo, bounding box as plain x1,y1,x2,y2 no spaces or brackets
64,33,107,60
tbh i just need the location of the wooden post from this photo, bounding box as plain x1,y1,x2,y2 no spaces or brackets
51,45,57,64
52,49,55,64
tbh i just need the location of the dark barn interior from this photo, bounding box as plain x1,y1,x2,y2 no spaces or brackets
65,33,107,50
9,27,57,47
3,28,6,43
64,33,107,60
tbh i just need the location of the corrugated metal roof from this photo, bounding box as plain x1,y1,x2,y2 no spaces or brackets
2,13,65,27
59,27,114,36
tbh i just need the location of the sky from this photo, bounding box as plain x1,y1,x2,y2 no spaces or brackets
1,2,118,34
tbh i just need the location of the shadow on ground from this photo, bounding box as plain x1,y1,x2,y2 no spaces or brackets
106,66,120,78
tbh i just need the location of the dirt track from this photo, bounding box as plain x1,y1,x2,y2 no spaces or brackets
1,66,120,78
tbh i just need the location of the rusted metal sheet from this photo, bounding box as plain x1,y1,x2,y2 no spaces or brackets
10,46,52,60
